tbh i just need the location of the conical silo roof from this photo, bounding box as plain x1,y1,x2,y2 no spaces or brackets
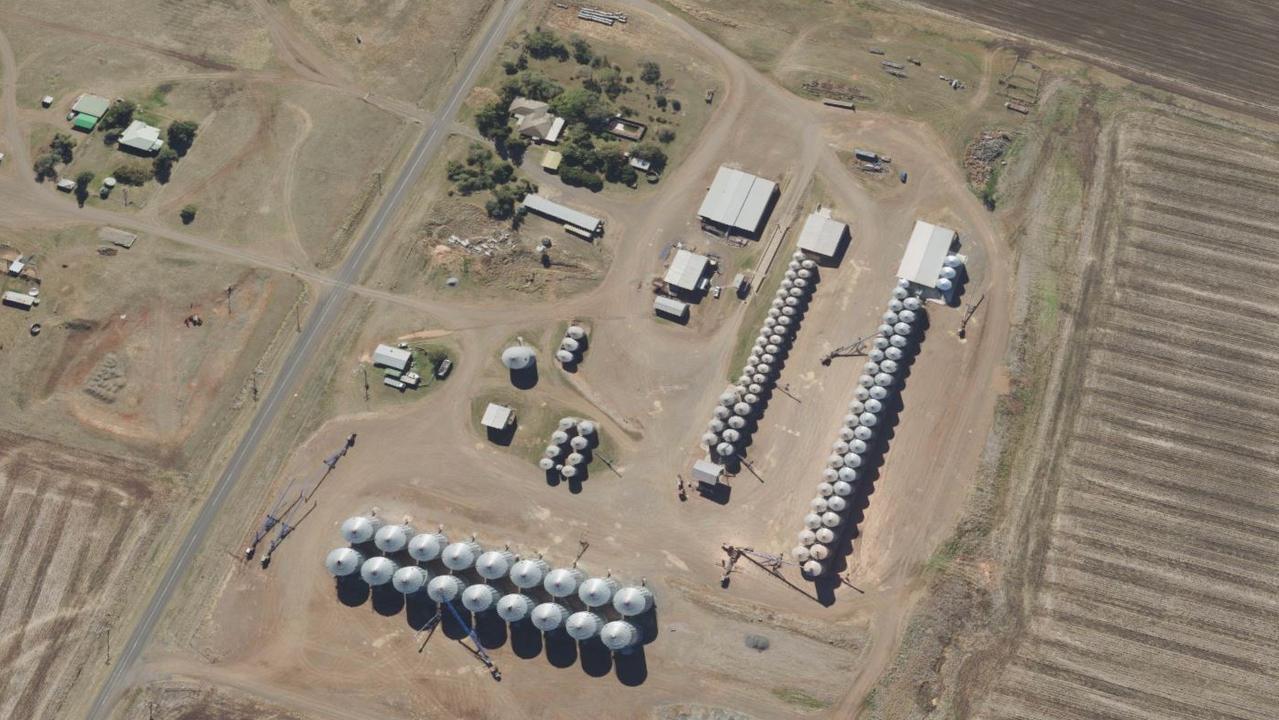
360,556,397,586
496,593,534,622
340,515,383,544
566,611,604,641
510,557,550,588
374,524,414,553
426,574,465,603
543,567,585,598
408,531,448,562
501,345,536,370
441,540,482,571
612,585,655,616
531,602,569,631
578,576,619,607
475,549,516,580
392,565,428,594
802,559,825,576
462,583,500,612
600,620,639,651
325,547,364,577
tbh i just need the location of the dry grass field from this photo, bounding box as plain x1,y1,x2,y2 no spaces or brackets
911,0,1279,121
971,110,1279,720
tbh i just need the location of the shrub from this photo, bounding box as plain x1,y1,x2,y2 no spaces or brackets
657,128,677,144
672,99,682,112
153,146,178,183
560,165,603,192
74,171,95,205
33,153,58,181
525,28,568,60
655,95,667,110
112,164,153,186
474,101,511,139
500,70,564,104
640,61,661,85
50,133,75,163
180,204,198,224
100,100,135,130
550,88,612,130
571,36,593,65
166,120,199,155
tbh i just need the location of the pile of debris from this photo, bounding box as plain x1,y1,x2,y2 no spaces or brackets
577,5,627,26
443,231,517,257
964,131,1012,187
801,79,866,102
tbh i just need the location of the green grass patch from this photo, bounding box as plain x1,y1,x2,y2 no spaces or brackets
771,688,830,711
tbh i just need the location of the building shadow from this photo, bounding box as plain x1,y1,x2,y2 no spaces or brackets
475,612,509,649
441,606,473,640
510,621,544,659
486,422,517,446
545,631,579,668
545,468,562,487
336,576,370,608
405,594,438,630
579,638,613,677
696,479,732,505
631,608,660,644
510,366,539,389
370,585,405,616
614,647,648,686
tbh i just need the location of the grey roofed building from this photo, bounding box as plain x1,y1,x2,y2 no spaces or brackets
697,166,778,235
372,343,412,372
481,403,514,430
2,290,34,310
509,97,564,143
521,194,603,234
663,249,710,292
691,459,724,485
118,120,165,154
797,207,850,259
653,295,688,319
509,97,549,117
71,93,111,118
898,220,957,290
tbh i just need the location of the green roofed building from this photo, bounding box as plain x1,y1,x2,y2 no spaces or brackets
72,114,98,131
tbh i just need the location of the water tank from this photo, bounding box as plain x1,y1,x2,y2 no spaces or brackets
501,345,536,370
538,457,556,471
408,531,448,562
600,620,640,651
426,574,465,603
937,277,953,292
544,567,586,598
374,524,414,553
579,576,620,607
802,560,825,576
462,583,500,613
827,495,848,513
803,513,823,530
798,528,817,546
497,593,534,622
833,480,853,497
567,325,587,340
815,527,836,544
566,611,605,640
441,540,482,571
531,602,569,632
821,512,842,528
360,556,397,586
792,546,811,562
716,442,736,457
853,425,874,441
817,481,835,497
325,547,364,577
392,565,428,594
560,465,579,479
476,549,516,580
809,544,830,560
903,296,922,311
510,557,550,589
340,515,383,544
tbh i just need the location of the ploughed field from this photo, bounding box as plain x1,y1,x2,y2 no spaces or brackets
978,115,1279,719
0,433,176,720
914,0,1279,119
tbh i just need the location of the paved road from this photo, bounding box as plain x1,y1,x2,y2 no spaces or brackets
82,3,524,718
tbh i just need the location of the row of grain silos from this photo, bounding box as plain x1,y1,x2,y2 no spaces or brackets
325,516,652,651
538,416,598,479
701,251,819,462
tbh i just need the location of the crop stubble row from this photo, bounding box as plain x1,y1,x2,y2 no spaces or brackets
978,122,1279,719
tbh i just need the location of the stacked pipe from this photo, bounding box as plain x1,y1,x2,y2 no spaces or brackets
700,251,819,463
792,280,928,578
539,417,598,480
554,324,589,365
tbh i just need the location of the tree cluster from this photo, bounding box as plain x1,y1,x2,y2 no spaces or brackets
447,143,536,221
33,133,76,181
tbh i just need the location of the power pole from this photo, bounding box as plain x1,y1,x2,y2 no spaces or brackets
361,365,369,402
226,285,234,315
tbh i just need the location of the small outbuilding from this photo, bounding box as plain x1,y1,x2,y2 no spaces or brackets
2,291,34,310
697,166,778,237
663,249,710,293
541,150,563,173
521,194,603,235
653,295,688,320
691,459,724,486
372,343,412,372
898,220,958,297
118,120,165,154
481,403,515,430
797,207,850,261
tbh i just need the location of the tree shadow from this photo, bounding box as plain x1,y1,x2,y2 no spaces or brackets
614,647,648,686
545,631,578,668
579,638,613,677
336,576,370,608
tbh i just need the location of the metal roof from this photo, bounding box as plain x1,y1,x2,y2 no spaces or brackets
697,166,777,233
797,208,849,258
481,403,513,429
118,120,164,153
898,220,956,288
521,194,602,233
663,249,709,291
72,114,98,131
71,94,110,118
691,459,723,484
372,343,411,371
541,150,563,171
653,295,688,318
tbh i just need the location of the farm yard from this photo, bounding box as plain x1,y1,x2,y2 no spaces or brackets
972,111,1279,719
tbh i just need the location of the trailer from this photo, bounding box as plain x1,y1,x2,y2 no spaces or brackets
854,149,879,163
822,98,856,110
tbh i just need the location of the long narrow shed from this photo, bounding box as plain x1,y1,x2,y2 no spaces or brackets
521,194,603,235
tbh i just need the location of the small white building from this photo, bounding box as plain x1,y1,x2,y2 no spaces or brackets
797,207,850,260
653,295,688,320
898,220,957,297
481,403,515,430
691,459,724,486
2,291,34,310
663,249,710,293
118,120,164,154
372,344,411,372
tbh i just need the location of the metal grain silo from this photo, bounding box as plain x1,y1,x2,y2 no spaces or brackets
426,574,465,603
792,545,811,562
497,593,534,622
441,539,483,571
600,620,640,651
798,528,817,546
874,373,895,387
842,452,863,469
560,465,579,479
476,549,516,580
579,576,621,608
802,560,825,576
462,583,500,613
821,512,842,528
837,467,857,483
567,325,587,340
890,334,909,349
510,557,550,589
903,296,922,311
833,481,853,497
937,277,953,293
817,481,835,497
374,523,415,553
340,515,383,544
392,565,428,594
826,495,848,513
804,513,823,530
360,556,397,586
325,547,364,577
567,611,605,640
853,425,874,441
543,567,586,598
408,531,448,562
815,527,836,544
809,544,830,561
859,412,879,427
531,602,569,632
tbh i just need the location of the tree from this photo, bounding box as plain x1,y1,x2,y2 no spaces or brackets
153,146,178,183
502,133,530,165
672,99,682,112
595,67,627,100
657,128,677,144
559,165,603,192
50,133,75,164
166,120,199,155
100,100,135,130
180,204,198,224
112,164,153,186
632,143,668,173
500,70,563,104
74,171,95,206
655,94,667,110
33,153,58,181
570,36,593,65
550,88,612,130
474,101,511,140
525,28,568,60
640,61,662,85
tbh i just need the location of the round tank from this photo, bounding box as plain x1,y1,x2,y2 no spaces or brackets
510,557,550,589
716,442,736,457
374,524,414,553
566,452,585,466
340,515,383,544
566,611,605,640
792,250,806,261
843,414,859,428
815,527,837,544
579,576,620,607
556,349,576,363
940,266,957,280
427,574,465,602
937,277,954,292
408,532,448,562
769,333,786,345
462,583,500,613
809,544,830,560
476,549,516,580
798,528,817,546
792,545,811,562
803,513,823,530
781,305,797,317
890,334,910,349
833,480,853,497
551,430,570,445
810,497,829,513
752,373,768,385
497,593,534,622
770,298,784,309
538,457,556,471
838,467,858,483
727,415,747,429
567,325,587,340
600,620,640,651
766,308,780,320
501,345,536,370
903,296,922,311
560,337,580,352
360,556,397,586
859,412,879,427
838,427,856,443
821,512,842,528
392,565,428,594
817,481,835,497
842,453,863,469
762,318,777,330
325,547,364,577
787,288,804,299
780,279,793,290
544,567,586,598
743,393,760,405
441,540,482,571
802,560,825,576
561,465,579,479
558,417,579,432
531,602,569,632
854,425,875,441
826,495,848,513
874,373,895,388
